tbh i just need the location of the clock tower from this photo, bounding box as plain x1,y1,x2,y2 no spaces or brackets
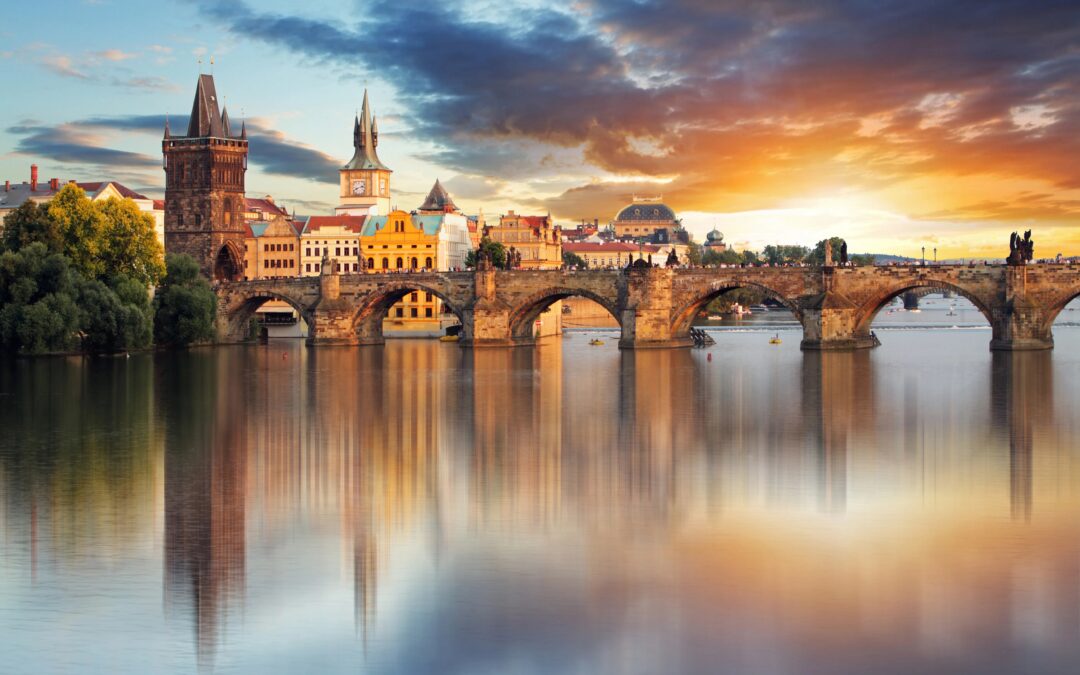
336,89,391,216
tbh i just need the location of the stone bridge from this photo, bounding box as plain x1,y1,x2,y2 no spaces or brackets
214,263,1080,350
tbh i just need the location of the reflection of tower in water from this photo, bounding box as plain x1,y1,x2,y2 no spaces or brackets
468,345,564,526
991,351,1052,522
162,352,248,670
801,351,874,514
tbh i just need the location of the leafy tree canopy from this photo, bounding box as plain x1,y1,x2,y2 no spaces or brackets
563,250,586,268
153,254,217,348
464,239,508,269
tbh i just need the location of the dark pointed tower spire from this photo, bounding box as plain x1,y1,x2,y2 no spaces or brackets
220,107,232,137
343,88,389,171
187,74,224,137
240,119,247,139
164,114,170,139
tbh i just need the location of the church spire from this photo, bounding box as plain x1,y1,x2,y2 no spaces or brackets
221,106,232,137
343,88,390,171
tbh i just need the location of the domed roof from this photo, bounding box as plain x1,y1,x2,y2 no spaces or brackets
706,228,724,242
615,201,676,222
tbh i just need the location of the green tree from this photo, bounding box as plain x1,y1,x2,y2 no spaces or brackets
806,237,847,266
851,253,876,267
702,248,743,266
762,244,810,265
77,274,154,353
153,254,217,347
686,242,704,266
47,184,107,280
740,249,760,265
1,200,63,253
0,243,82,354
563,250,586,268
464,239,507,269
96,197,166,286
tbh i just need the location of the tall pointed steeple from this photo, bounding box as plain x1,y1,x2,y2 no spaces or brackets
164,114,171,139
343,88,390,171
186,74,224,137
240,119,247,139
220,107,232,137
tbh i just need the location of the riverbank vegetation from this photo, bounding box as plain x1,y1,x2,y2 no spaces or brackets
0,185,214,355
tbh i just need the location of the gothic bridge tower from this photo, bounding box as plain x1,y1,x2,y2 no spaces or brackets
163,74,248,281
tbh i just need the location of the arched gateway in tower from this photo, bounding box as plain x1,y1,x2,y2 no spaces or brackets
162,74,249,281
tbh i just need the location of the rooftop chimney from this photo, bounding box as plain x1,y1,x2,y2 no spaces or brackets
49,177,59,190
30,164,38,191
4,181,9,192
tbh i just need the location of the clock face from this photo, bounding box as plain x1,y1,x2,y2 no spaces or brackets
351,179,366,195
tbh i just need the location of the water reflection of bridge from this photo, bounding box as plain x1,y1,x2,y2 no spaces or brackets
142,341,1077,660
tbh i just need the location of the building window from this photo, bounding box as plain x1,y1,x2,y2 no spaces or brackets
382,258,389,269
335,247,340,256
410,292,418,302
396,308,404,317
410,308,418,318
306,263,311,272
425,257,432,268
352,247,358,256
195,214,202,226
315,263,321,272
425,308,433,318
410,257,418,269
177,213,184,226
425,292,433,302
396,257,403,269
305,248,311,257
368,258,375,269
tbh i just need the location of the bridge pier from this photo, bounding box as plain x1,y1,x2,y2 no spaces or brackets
799,307,876,351
620,268,692,349
990,303,1054,351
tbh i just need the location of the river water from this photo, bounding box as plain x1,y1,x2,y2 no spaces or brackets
2,299,1080,674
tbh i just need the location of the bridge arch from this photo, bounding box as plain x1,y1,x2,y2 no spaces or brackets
1040,283,1080,333
220,289,313,341
507,287,622,342
669,281,804,335
854,279,995,337
351,279,466,343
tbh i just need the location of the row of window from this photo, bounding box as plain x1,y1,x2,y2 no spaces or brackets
264,259,296,269
392,307,434,318
299,258,437,272
306,247,360,257
266,243,295,252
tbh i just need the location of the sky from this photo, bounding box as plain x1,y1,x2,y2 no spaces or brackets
1,0,1078,258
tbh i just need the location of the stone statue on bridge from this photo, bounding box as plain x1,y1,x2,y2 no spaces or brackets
1008,230,1034,265
824,239,833,267
666,248,680,267
840,241,848,266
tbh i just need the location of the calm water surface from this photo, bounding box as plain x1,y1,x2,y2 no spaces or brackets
3,313,1080,674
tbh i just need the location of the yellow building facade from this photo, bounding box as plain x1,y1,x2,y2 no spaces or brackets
488,211,562,268
360,209,471,336
243,215,301,279
300,216,365,275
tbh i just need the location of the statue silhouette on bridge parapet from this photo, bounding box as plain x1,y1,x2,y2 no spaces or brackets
1008,230,1034,266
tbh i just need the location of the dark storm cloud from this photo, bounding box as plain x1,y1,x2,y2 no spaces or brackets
7,115,341,185
183,0,1080,220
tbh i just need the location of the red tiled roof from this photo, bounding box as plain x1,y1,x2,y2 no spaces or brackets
152,199,165,210
564,242,662,254
75,181,149,200
244,197,289,217
304,215,366,233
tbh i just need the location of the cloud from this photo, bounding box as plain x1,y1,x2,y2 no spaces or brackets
111,76,181,92
93,49,135,62
180,0,1080,232
40,55,90,79
6,114,340,186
